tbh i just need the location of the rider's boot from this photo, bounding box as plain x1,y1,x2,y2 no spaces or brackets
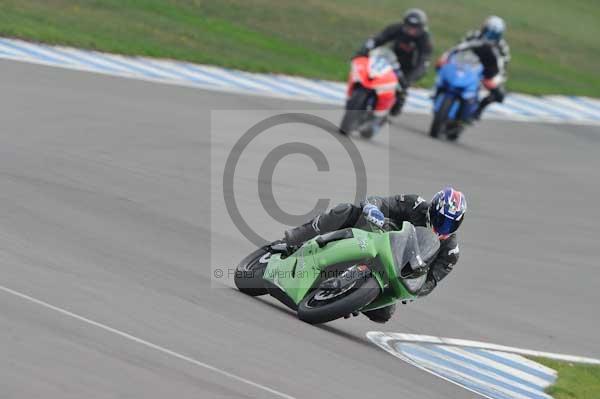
363,115,387,137
390,89,406,116
362,304,397,323
344,311,360,319
473,95,494,120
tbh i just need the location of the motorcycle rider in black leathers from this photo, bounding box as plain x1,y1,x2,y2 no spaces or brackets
439,16,511,119
284,187,466,323
356,8,433,116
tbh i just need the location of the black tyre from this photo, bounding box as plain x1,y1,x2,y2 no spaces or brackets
297,277,380,324
340,86,371,135
234,246,271,296
446,125,464,142
359,125,375,139
430,95,455,138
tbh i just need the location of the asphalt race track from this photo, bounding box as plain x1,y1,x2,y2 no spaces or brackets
1,59,599,399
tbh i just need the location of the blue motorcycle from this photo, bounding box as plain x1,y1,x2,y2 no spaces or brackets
430,51,483,140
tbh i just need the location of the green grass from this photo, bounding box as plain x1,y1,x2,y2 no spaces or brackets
0,0,599,96
533,357,600,399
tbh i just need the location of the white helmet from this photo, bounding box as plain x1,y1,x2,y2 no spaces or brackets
481,16,505,42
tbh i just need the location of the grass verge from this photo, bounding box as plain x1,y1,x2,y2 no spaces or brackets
533,357,600,399
0,0,598,96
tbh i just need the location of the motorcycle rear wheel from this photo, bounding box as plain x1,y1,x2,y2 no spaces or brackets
446,124,464,141
234,245,272,296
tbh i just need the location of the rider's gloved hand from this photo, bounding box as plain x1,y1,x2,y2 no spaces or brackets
354,39,374,58
417,277,436,297
363,204,385,228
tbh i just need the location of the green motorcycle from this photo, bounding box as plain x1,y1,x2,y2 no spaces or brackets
234,217,440,324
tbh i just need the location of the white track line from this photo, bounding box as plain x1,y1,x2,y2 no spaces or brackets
367,332,499,399
401,343,551,398
439,345,553,388
367,332,600,364
400,345,548,399
0,284,295,399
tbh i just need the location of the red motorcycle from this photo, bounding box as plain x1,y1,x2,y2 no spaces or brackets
340,48,399,139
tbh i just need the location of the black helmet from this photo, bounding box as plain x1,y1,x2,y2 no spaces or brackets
403,8,428,35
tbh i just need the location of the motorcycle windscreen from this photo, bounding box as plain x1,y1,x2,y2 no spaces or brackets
451,50,480,68
414,226,440,263
444,50,484,92
389,223,440,293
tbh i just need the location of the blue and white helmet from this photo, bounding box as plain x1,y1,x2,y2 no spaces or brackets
429,187,467,237
481,16,506,42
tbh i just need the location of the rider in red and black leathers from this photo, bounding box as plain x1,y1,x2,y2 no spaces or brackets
284,191,464,323
356,9,433,116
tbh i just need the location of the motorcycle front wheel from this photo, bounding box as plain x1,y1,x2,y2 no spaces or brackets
297,277,380,324
430,95,455,138
340,86,371,135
